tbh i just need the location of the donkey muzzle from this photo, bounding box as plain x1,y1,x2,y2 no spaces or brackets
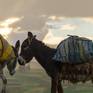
18,56,26,65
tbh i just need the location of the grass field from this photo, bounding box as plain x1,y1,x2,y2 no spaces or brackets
1,61,93,93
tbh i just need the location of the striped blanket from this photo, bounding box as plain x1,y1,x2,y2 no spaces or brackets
53,35,93,64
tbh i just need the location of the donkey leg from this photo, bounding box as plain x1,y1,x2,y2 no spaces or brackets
57,80,63,93
89,63,93,83
0,71,7,93
51,78,58,93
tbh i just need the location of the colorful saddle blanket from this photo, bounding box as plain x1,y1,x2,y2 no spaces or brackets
0,35,15,62
53,35,93,64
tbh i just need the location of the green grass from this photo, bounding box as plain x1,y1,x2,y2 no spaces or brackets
2,66,93,93
3,68,51,93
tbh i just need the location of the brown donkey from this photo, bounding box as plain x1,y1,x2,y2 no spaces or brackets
18,32,93,93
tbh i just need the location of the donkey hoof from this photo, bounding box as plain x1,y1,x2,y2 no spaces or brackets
1,89,6,93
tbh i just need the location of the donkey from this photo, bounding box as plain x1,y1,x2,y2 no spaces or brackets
0,34,20,93
18,32,93,93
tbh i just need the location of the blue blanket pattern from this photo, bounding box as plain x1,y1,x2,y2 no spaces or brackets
53,35,93,63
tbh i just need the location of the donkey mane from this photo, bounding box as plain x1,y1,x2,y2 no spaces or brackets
32,38,56,61
35,38,54,50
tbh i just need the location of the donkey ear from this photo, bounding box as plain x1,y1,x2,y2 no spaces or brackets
15,40,20,52
33,35,36,38
28,32,33,38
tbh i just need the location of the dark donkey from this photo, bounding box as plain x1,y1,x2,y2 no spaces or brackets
0,34,20,93
18,32,93,93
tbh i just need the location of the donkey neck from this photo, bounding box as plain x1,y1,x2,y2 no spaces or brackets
32,39,56,68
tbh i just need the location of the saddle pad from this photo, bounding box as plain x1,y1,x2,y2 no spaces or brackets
0,38,3,57
0,35,15,62
53,35,93,64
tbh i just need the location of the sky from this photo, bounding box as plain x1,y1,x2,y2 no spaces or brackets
1,16,93,45
43,17,93,45
0,0,93,30
0,0,93,45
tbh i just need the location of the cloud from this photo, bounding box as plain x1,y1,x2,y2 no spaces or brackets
48,16,65,21
43,29,63,45
60,24,78,31
40,14,47,18
82,17,93,24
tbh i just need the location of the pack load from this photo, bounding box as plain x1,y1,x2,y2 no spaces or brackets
0,35,15,62
53,35,93,64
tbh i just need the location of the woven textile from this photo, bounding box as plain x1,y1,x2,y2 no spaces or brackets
53,35,93,63
0,35,15,62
